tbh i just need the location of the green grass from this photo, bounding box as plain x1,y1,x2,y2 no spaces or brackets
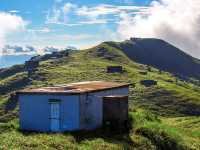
0,43,199,149
0,110,195,150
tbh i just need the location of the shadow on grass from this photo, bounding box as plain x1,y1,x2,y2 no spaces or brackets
19,117,135,148
68,127,135,148
132,88,200,117
136,127,188,150
19,127,135,148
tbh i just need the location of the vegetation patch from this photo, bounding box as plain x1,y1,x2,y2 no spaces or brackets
0,45,199,149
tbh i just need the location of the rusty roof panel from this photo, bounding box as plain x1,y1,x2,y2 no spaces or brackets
17,81,131,95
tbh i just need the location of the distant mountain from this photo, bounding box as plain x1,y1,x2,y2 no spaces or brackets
0,39,200,149
105,38,200,80
0,55,33,68
0,45,77,69
1,38,200,80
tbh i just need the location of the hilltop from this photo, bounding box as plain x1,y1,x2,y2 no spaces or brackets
104,38,200,80
0,39,199,149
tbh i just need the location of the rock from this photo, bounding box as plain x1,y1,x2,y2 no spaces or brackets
139,71,148,75
140,80,157,87
107,66,123,73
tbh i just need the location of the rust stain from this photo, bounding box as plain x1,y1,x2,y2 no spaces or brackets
17,81,131,95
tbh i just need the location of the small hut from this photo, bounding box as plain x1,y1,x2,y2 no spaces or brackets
17,81,130,132
107,66,123,73
140,80,157,87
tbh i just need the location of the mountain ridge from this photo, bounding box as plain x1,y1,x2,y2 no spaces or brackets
0,38,199,149
103,38,200,80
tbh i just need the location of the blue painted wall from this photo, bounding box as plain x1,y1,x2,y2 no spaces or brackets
19,95,50,132
60,95,80,131
19,94,79,132
19,87,129,132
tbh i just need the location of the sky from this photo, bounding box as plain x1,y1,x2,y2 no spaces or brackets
0,0,200,58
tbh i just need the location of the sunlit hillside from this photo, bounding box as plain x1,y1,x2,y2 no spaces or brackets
0,42,199,149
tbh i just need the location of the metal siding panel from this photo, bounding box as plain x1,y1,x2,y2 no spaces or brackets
61,95,80,131
79,93,104,129
19,95,50,132
88,90,113,129
79,94,87,129
85,93,103,129
19,94,80,132
19,96,23,130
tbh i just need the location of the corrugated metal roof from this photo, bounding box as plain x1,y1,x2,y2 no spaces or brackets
17,81,130,95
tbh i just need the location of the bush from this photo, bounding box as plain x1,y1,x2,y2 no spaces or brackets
0,119,19,133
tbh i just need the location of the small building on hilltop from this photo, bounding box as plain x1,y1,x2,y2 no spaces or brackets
107,66,123,73
17,81,130,132
140,80,157,87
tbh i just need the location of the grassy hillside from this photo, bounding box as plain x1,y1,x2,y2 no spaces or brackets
105,38,200,80
0,42,199,149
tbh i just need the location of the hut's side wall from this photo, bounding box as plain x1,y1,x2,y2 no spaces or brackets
19,94,80,132
79,87,129,130
61,95,80,131
19,95,50,132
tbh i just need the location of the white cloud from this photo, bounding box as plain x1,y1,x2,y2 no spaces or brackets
28,27,51,33
2,45,36,55
117,0,200,58
76,4,118,17
46,6,62,24
0,12,26,55
46,3,149,25
78,19,108,25
75,4,149,25
2,44,76,55
76,4,149,19
42,46,59,53
46,2,77,24
9,10,20,13
62,3,77,23
62,3,77,14
40,45,77,54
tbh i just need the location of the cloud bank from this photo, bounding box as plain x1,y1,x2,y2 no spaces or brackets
3,1,200,59
0,12,26,55
46,1,200,58
46,3,149,26
2,45,35,55
117,0,200,57
2,44,77,55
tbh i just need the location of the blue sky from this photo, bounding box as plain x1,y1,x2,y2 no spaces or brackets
0,0,152,50
1,0,199,58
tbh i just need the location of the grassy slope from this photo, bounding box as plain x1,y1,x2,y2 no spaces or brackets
0,43,199,149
